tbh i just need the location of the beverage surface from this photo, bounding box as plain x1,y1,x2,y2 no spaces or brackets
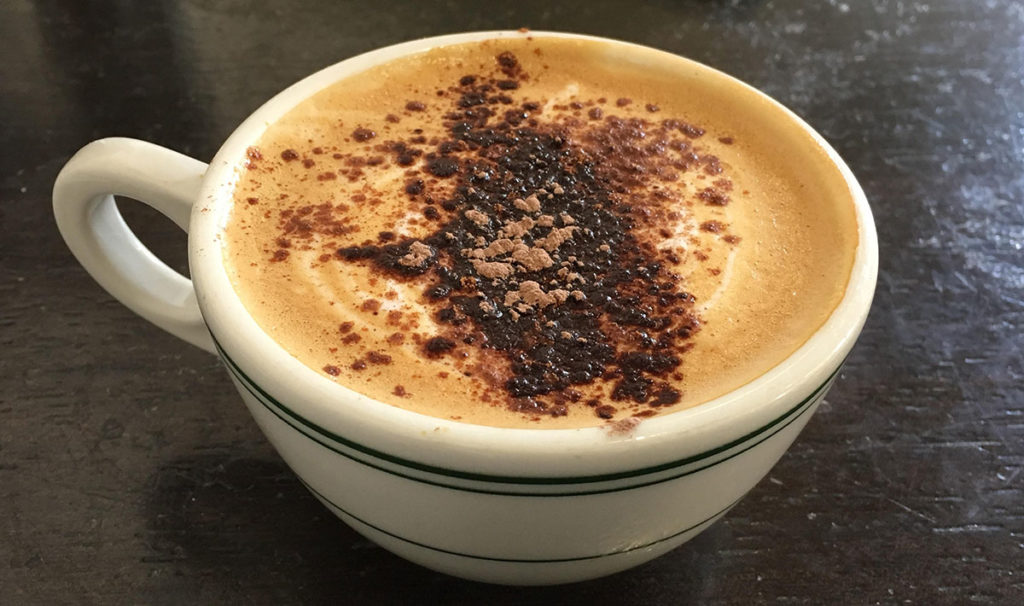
224,36,857,429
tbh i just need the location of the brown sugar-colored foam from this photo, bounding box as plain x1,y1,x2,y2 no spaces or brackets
223,37,858,429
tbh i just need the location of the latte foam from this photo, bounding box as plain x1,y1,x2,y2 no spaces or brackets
223,36,857,428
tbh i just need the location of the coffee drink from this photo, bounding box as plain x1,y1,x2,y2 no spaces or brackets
223,36,857,429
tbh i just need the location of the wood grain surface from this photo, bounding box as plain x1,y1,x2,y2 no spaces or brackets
1,1,1021,603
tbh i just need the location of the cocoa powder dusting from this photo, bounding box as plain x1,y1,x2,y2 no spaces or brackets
366,351,392,365
698,187,730,206
259,51,742,421
352,128,376,142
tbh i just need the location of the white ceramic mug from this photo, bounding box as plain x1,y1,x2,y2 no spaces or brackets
53,31,877,585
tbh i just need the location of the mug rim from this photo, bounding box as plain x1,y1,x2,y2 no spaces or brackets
190,30,878,479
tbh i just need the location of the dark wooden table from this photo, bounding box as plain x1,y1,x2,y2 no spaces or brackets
2,1,1021,603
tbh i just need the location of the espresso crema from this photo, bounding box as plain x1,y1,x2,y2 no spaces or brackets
223,36,858,429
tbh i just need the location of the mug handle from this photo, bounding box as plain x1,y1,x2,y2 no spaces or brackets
53,137,216,353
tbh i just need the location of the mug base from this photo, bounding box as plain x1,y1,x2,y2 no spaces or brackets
309,489,733,585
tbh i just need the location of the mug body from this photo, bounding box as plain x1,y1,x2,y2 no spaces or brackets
185,31,877,585
226,354,833,584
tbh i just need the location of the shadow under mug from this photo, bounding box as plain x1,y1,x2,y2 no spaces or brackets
52,31,878,585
